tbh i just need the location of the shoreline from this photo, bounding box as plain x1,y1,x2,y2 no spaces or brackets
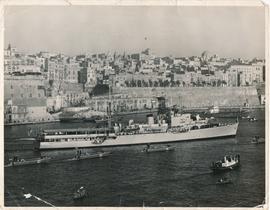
4,119,60,127
4,106,265,127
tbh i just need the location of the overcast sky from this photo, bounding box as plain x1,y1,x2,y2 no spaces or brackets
4,6,265,59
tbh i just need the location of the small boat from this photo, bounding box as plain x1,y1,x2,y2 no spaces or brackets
248,117,258,122
242,115,251,119
94,116,111,123
73,186,88,200
211,154,240,173
142,145,175,153
216,177,233,185
251,136,265,144
5,156,51,167
65,151,111,162
84,114,109,123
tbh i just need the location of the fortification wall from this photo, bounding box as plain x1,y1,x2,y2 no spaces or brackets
113,86,260,107
4,76,46,102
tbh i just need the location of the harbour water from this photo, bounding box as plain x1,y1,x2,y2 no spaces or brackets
4,109,265,207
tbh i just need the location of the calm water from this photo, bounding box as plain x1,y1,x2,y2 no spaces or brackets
4,109,265,207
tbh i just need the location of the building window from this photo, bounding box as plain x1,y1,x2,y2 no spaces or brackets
21,94,23,98
29,93,32,97
11,85,13,89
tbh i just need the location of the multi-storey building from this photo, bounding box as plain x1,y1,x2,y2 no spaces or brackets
86,95,159,112
85,63,97,88
17,65,41,74
4,56,21,74
227,69,238,87
34,56,46,70
4,74,51,123
47,59,65,81
65,59,80,83
230,65,264,86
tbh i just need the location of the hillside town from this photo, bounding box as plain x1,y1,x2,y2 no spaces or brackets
4,44,265,125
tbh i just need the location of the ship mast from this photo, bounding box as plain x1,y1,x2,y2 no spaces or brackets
108,77,112,130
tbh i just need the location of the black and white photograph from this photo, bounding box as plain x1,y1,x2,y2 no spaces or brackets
2,1,268,208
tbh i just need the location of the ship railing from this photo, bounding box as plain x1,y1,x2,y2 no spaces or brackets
44,133,115,139
116,129,166,136
41,134,117,142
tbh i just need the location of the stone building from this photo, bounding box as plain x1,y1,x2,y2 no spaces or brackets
5,74,46,100
84,63,97,91
86,95,158,112
4,74,52,123
65,59,80,83
229,65,264,86
46,95,64,112
17,65,41,74
47,59,65,81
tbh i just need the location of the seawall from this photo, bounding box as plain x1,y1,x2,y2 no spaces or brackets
112,86,260,108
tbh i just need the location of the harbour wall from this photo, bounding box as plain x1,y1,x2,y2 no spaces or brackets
112,86,260,108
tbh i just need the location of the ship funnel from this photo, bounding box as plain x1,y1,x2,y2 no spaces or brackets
147,114,154,125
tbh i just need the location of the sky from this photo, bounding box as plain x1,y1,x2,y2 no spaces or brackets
4,6,265,59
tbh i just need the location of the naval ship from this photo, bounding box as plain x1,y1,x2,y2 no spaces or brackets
35,111,239,150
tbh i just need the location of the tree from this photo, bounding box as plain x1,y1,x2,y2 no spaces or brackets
221,80,227,86
164,80,170,87
137,80,142,87
142,80,148,87
217,79,222,87
158,79,163,87
131,79,136,87
125,80,130,87
149,79,153,87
